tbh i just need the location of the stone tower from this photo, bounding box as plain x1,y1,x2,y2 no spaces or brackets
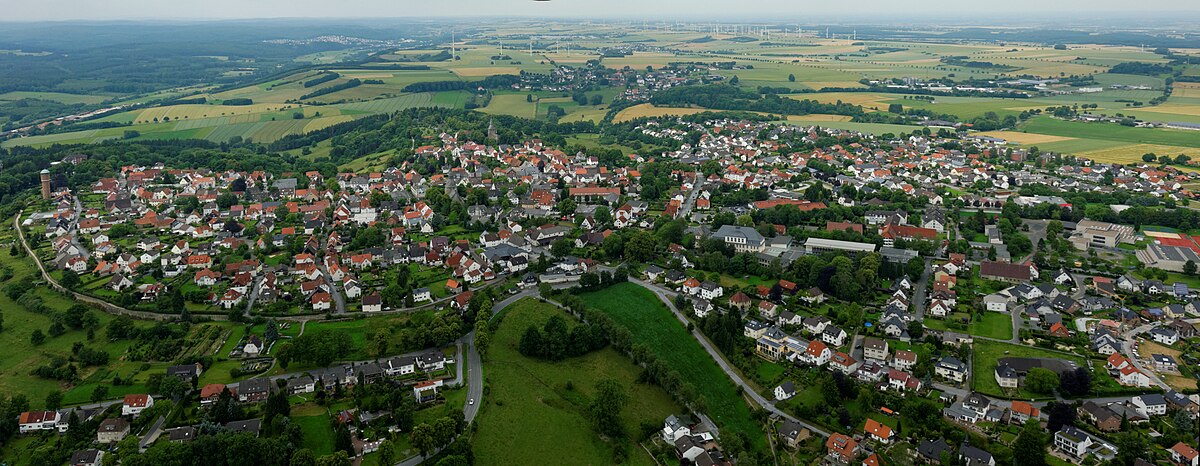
40,169,50,200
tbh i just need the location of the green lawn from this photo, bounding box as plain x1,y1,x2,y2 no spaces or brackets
968,312,1014,340
473,298,678,466
295,412,336,456
579,283,766,451
971,340,1084,399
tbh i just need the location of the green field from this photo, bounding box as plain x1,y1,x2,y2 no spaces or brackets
294,410,336,456
0,91,112,104
579,283,765,450
473,298,679,466
1021,116,1200,149
967,312,1014,340
971,340,1084,399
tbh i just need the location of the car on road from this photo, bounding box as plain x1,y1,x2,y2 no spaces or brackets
469,398,474,405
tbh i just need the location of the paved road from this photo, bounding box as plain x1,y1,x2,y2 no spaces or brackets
677,177,704,218
68,196,91,260
911,257,931,320
318,265,347,314
139,415,166,451
397,289,536,466
626,276,831,438
1121,322,1171,390
243,276,262,317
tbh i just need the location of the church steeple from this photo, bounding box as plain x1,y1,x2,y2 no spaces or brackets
487,118,498,141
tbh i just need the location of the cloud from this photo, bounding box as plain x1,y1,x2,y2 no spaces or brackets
5,0,1198,21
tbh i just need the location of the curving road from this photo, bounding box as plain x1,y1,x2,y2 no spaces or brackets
624,276,831,438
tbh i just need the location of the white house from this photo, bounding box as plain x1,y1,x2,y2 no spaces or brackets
774,381,797,401
121,394,154,417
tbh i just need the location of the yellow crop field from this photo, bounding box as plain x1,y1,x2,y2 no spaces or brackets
303,115,356,132
1135,104,1200,117
1174,83,1200,98
613,104,710,122
798,81,867,90
976,131,1075,144
788,114,853,122
795,92,892,108
132,104,294,124
1077,143,1200,164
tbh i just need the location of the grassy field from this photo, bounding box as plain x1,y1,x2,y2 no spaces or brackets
579,283,766,450
0,217,228,406
971,340,1085,399
968,312,1014,340
0,91,112,104
294,409,336,456
479,93,539,118
473,298,679,466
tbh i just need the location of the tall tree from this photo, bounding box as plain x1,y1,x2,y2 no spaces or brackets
1012,420,1048,466
589,379,629,438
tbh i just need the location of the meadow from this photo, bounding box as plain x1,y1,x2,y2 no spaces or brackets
473,298,679,466
971,340,1085,399
579,283,766,450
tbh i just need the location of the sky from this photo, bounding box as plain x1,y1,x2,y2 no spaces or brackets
3,0,1199,22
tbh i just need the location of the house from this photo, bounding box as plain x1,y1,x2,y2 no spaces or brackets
983,293,1011,312
728,291,751,311
1150,327,1180,346
200,384,227,406
917,438,952,464
1171,442,1199,466
96,418,130,444
887,369,922,392
778,419,811,450
661,414,694,443
1055,425,1117,461
831,351,861,375
167,363,202,381
413,287,432,303
243,335,263,357
822,325,848,347
166,426,196,443
698,281,724,300
936,356,968,383
1154,353,1180,372
1119,365,1152,387
69,449,104,466
863,418,894,444
1132,393,1168,417
225,419,262,437
863,338,888,361
892,350,917,371
18,411,60,434
960,443,996,466
121,394,154,417
238,378,272,403
979,260,1037,282
803,316,831,334
362,293,383,313
1009,401,1041,424
1079,401,1122,432
826,432,859,464
287,376,316,395
774,381,797,401
804,340,832,366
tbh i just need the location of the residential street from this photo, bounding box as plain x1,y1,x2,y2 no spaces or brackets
318,265,347,314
